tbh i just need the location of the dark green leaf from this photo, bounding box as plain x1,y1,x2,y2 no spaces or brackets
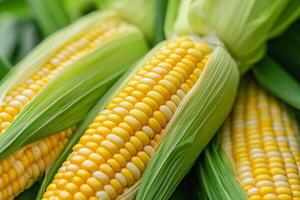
269,20,300,80
0,57,10,79
253,57,300,110
15,180,41,200
154,0,168,44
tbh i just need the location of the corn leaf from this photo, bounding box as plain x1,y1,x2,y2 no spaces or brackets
0,11,149,159
189,0,293,73
26,0,71,36
136,46,239,200
0,0,29,19
63,0,101,20
195,137,247,200
253,57,300,110
0,57,10,79
154,0,168,43
15,181,41,200
164,0,195,39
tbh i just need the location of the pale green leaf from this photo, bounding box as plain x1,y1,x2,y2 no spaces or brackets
189,0,293,73
136,46,239,200
253,57,300,110
0,11,149,160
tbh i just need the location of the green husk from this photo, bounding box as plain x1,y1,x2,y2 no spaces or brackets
195,136,246,200
136,43,239,200
253,57,300,110
0,11,148,160
0,57,10,80
38,36,239,200
188,0,291,73
37,38,167,200
164,0,194,38
165,0,298,74
99,0,155,44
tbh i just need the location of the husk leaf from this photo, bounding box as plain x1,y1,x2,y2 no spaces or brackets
253,57,300,110
188,0,292,73
195,136,246,200
136,46,239,200
0,11,148,159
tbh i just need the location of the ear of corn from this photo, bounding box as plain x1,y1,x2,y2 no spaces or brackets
196,77,300,200
40,36,239,200
0,128,75,199
0,11,148,159
136,41,238,200
188,0,294,73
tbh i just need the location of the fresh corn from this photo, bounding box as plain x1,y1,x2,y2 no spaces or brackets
0,11,148,200
0,128,74,200
196,78,300,200
0,16,127,134
0,11,148,158
39,0,300,199
41,36,238,200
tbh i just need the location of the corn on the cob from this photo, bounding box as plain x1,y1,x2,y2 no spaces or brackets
0,128,74,200
0,11,148,159
197,78,300,200
0,11,148,200
41,35,238,200
0,17,127,134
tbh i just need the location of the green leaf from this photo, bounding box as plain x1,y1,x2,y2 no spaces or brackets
195,137,247,200
253,57,300,110
0,57,10,79
0,0,30,19
36,62,134,199
15,180,42,200
269,20,300,80
164,0,194,38
26,0,71,36
136,45,239,200
154,0,168,44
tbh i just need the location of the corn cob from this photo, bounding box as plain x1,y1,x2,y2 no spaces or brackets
0,11,148,158
0,17,127,134
0,128,74,200
42,36,238,200
197,78,300,200
0,11,148,200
